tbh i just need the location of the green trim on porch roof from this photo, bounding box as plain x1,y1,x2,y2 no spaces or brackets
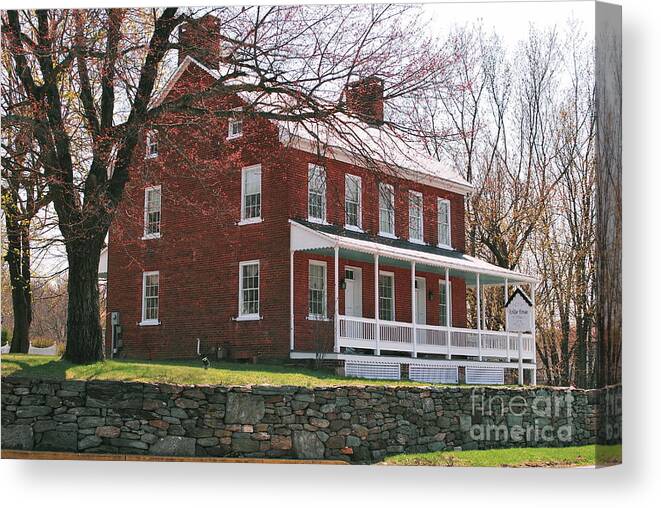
292,219,512,285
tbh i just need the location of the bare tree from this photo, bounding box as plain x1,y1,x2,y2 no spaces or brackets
410,21,603,387
1,56,52,352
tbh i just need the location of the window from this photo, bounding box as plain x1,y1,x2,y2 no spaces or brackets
437,198,451,248
308,164,326,222
143,186,161,239
379,183,395,236
439,280,452,326
141,271,160,325
345,174,362,229
238,261,260,318
379,272,395,321
409,190,423,243
228,108,243,139
308,261,327,318
240,165,262,223
145,130,158,159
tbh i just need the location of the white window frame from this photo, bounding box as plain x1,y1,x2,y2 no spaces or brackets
307,164,327,223
409,190,424,244
439,280,453,327
227,108,243,140
239,164,263,225
143,185,161,240
378,271,395,321
308,260,328,320
237,260,260,320
145,130,158,159
344,173,362,231
140,271,160,326
378,183,395,238
437,198,452,249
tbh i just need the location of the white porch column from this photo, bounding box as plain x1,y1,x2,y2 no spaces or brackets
445,267,451,359
476,273,482,360
290,249,295,351
531,283,537,385
518,332,524,385
374,253,380,355
504,278,510,361
334,245,340,353
411,261,417,358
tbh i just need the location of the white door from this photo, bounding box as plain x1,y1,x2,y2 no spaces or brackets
415,277,426,324
345,267,363,317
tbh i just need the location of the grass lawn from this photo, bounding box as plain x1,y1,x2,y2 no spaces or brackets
382,444,622,468
1,354,455,388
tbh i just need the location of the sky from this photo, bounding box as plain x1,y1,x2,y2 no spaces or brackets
424,1,594,43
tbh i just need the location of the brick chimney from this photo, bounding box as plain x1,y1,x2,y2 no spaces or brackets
178,15,221,69
344,76,385,125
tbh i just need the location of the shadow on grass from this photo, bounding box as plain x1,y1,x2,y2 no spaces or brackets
2,355,71,380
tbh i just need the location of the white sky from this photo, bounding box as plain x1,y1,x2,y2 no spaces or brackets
424,1,595,43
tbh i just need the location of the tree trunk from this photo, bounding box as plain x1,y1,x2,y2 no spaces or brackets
63,243,104,363
6,221,31,354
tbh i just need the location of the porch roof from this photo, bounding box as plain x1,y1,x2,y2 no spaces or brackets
290,219,536,285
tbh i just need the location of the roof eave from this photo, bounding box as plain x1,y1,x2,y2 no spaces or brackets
281,131,473,196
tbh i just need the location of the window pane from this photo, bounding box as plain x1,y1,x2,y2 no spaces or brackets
409,192,423,241
345,175,361,227
379,274,394,321
240,263,259,315
243,167,261,219
438,200,450,246
229,118,243,137
439,282,451,326
379,184,394,234
308,263,326,317
143,273,159,321
308,166,326,220
145,188,161,235
146,131,158,157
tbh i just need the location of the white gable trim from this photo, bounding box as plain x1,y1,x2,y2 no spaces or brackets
149,55,220,110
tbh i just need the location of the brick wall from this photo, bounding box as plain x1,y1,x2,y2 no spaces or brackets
106,60,469,360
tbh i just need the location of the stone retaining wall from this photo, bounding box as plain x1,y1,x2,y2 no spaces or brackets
1,377,621,463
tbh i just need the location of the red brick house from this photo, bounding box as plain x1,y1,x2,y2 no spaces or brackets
104,17,537,384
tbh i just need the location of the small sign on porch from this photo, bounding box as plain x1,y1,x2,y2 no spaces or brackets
505,288,533,333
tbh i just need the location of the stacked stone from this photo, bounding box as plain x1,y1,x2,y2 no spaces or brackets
1,377,620,463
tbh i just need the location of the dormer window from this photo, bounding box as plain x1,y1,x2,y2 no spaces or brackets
228,108,243,139
145,130,158,159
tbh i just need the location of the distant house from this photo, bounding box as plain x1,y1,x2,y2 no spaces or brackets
105,15,537,384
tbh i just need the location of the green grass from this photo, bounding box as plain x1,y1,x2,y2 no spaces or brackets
1,354,455,388
382,444,622,468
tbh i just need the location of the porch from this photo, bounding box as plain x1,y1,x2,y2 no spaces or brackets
289,220,538,384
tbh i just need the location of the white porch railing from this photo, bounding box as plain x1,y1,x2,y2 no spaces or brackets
338,315,534,360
